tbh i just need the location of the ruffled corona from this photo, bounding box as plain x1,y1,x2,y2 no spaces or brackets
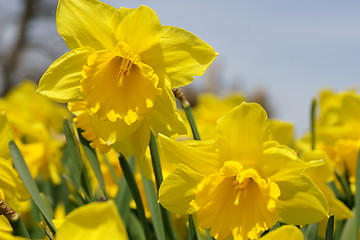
193,162,280,240
81,42,162,125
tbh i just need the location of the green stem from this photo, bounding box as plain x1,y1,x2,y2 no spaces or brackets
8,215,30,239
149,133,177,240
150,134,163,189
188,214,198,240
118,154,151,240
310,98,316,150
173,88,200,239
336,172,353,208
184,105,201,141
325,215,334,240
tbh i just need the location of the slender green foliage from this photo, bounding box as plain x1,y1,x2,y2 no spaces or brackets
9,141,56,235
179,94,200,240
310,98,316,150
149,133,178,240
304,222,319,240
9,216,31,239
78,129,109,199
118,154,152,240
184,105,201,141
142,171,167,240
325,215,334,240
63,119,83,190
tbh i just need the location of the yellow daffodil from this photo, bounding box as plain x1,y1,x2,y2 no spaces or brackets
55,200,127,240
38,0,217,158
0,114,28,213
0,81,70,184
300,150,352,237
159,102,328,240
259,225,304,240
310,89,360,188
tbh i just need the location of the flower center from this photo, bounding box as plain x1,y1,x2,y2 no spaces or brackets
233,177,251,206
80,42,162,125
193,161,280,240
117,58,133,87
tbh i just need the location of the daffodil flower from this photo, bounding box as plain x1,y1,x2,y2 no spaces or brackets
0,114,28,213
37,0,217,158
159,102,328,240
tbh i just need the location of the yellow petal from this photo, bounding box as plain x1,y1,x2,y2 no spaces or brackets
217,102,270,166
159,163,204,214
0,215,12,233
115,5,162,54
147,78,187,136
276,176,328,225
158,134,220,175
269,120,294,147
0,113,13,159
259,225,304,240
0,231,28,240
38,47,94,103
56,200,128,240
112,120,151,159
57,0,119,50
158,26,217,88
260,142,306,181
71,102,142,147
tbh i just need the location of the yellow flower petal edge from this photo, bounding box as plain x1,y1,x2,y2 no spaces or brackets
55,200,128,240
38,47,94,103
0,113,13,159
56,0,119,50
259,225,304,240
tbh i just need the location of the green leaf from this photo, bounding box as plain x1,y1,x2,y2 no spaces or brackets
304,222,319,240
149,133,178,240
336,172,353,208
78,129,109,199
8,216,30,239
127,211,146,240
118,154,151,240
333,220,345,240
325,215,334,240
9,141,56,235
340,213,357,240
141,171,166,240
63,119,83,190
63,119,93,201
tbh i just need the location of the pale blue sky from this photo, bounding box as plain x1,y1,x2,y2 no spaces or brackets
1,0,359,135
101,0,360,135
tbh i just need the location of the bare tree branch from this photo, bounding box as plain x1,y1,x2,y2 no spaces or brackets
2,0,37,96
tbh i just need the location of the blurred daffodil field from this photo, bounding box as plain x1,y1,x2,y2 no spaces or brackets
0,0,359,240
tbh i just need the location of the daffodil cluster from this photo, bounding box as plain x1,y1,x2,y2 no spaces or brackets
0,0,359,239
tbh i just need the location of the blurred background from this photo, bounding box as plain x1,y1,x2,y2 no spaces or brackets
0,0,359,135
